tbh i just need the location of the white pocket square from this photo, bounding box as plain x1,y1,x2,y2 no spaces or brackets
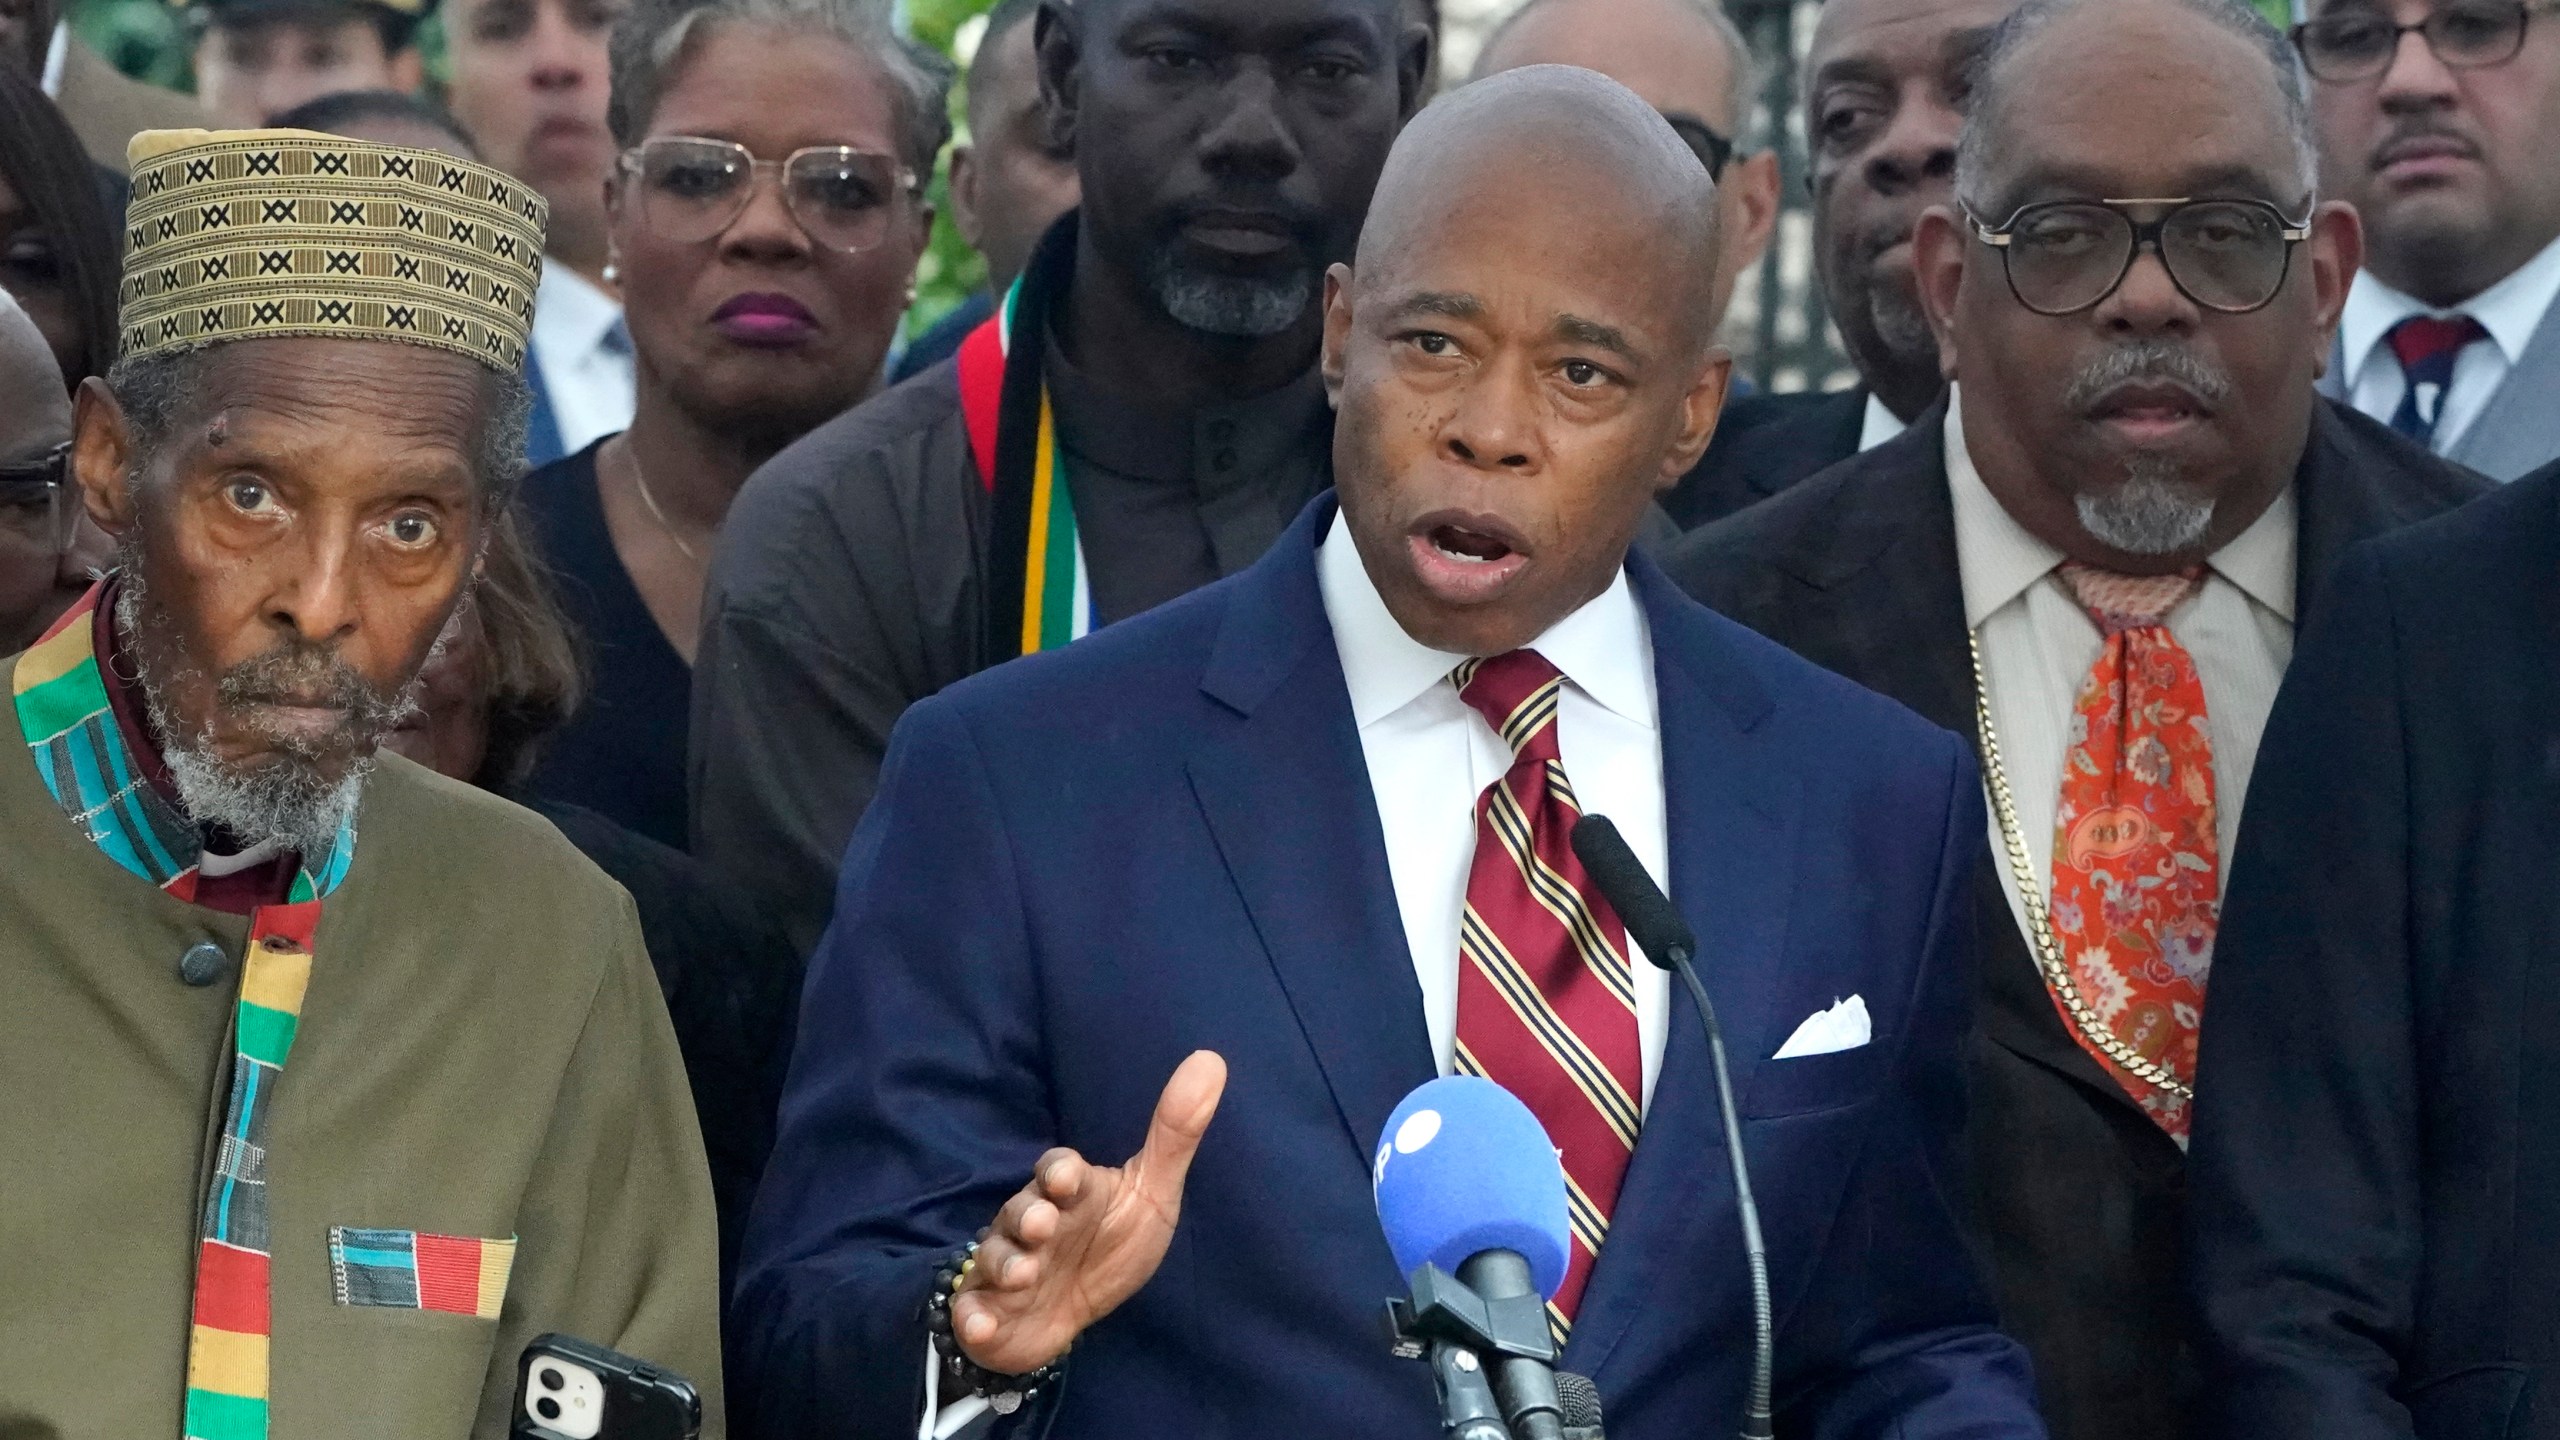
1772,995,1871,1059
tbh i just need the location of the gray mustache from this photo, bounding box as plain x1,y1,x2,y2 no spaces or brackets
217,645,409,730
2062,341,2234,413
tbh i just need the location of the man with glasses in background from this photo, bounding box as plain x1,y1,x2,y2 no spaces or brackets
0,290,104,653
1667,2,2485,1437
1466,0,1782,385
2300,0,2560,477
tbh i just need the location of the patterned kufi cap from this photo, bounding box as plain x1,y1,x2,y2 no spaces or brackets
118,128,547,375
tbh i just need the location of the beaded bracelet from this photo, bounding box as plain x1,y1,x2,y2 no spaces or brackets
928,1239,1066,1415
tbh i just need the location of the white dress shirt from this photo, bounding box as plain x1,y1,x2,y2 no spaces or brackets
1316,511,1674,1111
1858,392,1909,452
530,265,636,455
1947,390,2295,940
2338,232,2560,457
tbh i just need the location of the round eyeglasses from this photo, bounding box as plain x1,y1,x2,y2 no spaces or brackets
620,137,920,254
1966,198,2314,317
2291,1,2560,84
0,443,78,557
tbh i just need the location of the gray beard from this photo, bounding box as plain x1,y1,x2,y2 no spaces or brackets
1146,252,1313,338
113,565,412,857
2074,460,2217,556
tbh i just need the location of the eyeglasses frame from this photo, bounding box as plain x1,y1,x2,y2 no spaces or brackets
0,442,79,555
2289,0,2560,83
1965,196,2316,317
617,136,923,255
1659,111,1737,182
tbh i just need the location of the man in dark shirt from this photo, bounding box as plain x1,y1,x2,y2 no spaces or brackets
693,0,1431,952
1665,0,2023,528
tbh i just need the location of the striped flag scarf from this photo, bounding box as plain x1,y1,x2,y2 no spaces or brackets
11,579,355,1440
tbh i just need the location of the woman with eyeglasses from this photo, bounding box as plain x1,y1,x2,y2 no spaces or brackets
510,0,951,850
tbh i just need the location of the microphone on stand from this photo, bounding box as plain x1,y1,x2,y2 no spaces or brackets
1375,1076,1574,1440
1571,815,1776,1440
1556,1370,1606,1440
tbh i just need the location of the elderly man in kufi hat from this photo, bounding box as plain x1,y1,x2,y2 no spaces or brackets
0,128,724,1438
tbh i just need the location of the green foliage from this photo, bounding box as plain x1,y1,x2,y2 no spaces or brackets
68,0,194,90
904,0,1002,337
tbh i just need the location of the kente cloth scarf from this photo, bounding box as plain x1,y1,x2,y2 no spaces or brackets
955,211,1097,658
12,579,355,1440
2046,562,2216,1141
1450,651,1642,1342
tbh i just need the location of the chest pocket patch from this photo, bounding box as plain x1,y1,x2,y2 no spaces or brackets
329,1226,516,1319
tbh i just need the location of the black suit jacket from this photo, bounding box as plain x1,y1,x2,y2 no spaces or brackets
2190,462,2560,1440
1663,397,2489,1440
1665,387,1871,529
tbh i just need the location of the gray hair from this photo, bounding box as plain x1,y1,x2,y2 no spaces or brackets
105,345,532,506
1955,0,2319,212
1475,0,1763,140
607,0,957,180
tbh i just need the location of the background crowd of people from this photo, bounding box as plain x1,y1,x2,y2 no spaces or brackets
6,0,2560,1434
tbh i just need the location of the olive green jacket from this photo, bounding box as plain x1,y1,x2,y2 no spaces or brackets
0,732,725,1438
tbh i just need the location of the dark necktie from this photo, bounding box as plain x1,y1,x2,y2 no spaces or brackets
2385,314,2487,448
1452,650,1641,1339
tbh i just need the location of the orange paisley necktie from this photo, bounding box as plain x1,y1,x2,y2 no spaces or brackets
2047,562,2218,1141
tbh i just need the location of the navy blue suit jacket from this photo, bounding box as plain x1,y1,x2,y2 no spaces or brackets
735,497,2046,1440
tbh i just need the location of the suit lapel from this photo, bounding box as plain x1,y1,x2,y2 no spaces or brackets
1187,500,1437,1172
2450,294,2560,481
1569,560,1801,1380
1770,418,1976,737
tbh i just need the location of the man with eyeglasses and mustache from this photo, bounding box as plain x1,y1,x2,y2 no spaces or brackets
2300,0,2560,479
0,128,724,1437
694,0,1433,956
1668,3,2486,1439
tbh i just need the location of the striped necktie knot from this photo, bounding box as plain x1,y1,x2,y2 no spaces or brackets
1457,650,1564,764
2057,561,2205,635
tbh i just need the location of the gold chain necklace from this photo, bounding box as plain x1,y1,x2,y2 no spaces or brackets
624,447,701,564
1967,629,2196,1102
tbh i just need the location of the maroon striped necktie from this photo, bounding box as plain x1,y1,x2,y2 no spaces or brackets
1453,650,1643,1339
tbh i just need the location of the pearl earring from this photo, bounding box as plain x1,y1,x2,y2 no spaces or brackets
602,262,621,285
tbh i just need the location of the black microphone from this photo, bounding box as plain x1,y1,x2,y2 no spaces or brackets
1557,1370,1605,1440
1570,815,1776,1440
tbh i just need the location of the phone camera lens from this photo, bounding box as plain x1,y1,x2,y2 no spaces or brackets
538,1366,565,1392
537,1397,563,1421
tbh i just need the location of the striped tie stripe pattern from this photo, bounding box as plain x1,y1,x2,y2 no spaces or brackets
1452,651,1643,1345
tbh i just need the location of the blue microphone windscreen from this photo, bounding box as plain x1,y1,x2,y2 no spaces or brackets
1372,1076,1572,1299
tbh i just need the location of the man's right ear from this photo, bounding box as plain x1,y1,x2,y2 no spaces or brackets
1911,205,1967,383
1035,1,1082,154
1319,263,1354,407
71,377,138,537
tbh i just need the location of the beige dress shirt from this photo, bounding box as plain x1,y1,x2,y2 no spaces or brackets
1945,388,2295,942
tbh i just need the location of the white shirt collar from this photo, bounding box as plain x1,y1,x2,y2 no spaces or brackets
1945,383,2296,627
40,21,67,97
2340,229,2560,388
1316,510,1655,732
1858,392,1908,452
533,263,626,361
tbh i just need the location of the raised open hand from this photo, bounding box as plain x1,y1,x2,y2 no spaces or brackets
951,1050,1229,1376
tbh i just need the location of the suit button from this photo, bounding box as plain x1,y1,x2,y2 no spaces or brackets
178,941,228,987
